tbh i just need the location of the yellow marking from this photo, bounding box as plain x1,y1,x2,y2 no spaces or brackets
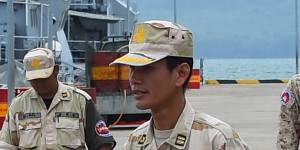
189,75,200,83
31,58,41,69
236,80,260,84
205,80,219,85
0,103,8,117
120,66,130,80
92,67,117,80
282,79,289,83
132,25,145,43
206,79,288,84
91,66,129,80
117,55,153,64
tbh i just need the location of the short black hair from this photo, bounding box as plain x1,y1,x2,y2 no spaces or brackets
165,56,193,93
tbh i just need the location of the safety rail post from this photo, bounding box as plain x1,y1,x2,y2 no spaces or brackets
7,0,15,105
200,58,204,85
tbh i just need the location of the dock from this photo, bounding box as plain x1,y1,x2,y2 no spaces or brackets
111,83,286,150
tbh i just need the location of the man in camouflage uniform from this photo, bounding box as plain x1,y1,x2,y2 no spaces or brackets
110,20,249,150
277,75,300,149
0,48,116,149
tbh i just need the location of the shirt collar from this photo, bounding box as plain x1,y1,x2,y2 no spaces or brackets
166,101,195,149
137,121,154,147
145,101,195,149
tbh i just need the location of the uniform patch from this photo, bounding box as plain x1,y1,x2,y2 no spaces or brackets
192,122,210,131
132,25,145,43
55,112,79,118
95,120,112,137
281,89,294,107
18,112,41,120
175,134,186,146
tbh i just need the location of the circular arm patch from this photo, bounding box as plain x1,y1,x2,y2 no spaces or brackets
95,120,112,137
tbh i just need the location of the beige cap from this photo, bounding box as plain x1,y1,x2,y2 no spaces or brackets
110,20,193,66
23,48,55,80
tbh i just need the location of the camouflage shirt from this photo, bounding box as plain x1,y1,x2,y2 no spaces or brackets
124,101,249,150
277,74,300,149
0,82,115,150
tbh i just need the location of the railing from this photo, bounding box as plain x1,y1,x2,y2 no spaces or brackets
68,40,101,63
70,0,96,9
0,35,49,62
0,35,101,63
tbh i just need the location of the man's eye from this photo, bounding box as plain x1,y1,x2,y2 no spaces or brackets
141,66,153,71
129,66,154,73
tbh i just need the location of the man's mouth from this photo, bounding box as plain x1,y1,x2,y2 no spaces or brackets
132,89,148,99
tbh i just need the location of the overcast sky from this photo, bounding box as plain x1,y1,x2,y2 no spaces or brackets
133,0,296,59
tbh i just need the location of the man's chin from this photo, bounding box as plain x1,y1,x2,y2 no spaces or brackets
135,102,151,110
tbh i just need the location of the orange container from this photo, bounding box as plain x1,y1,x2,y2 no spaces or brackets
188,69,201,89
0,89,8,128
90,52,131,93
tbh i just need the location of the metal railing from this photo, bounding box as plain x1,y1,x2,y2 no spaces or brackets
0,35,49,62
0,35,99,63
68,40,101,63
70,0,96,9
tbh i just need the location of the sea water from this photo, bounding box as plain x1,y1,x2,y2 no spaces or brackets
195,58,296,80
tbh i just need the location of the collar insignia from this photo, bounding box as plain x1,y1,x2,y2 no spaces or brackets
175,134,186,146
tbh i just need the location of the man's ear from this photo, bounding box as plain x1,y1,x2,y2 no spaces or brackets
174,63,190,87
53,65,59,77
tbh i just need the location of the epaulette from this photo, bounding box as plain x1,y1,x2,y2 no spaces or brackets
292,74,300,86
194,112,240,139
292,74,300,80
15,91,25,98
15,88,32,98
73,88,92,101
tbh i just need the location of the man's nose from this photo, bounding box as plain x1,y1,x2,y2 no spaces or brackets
129,67,142,85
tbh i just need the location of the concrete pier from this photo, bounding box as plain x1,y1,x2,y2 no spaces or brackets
111,83,286,150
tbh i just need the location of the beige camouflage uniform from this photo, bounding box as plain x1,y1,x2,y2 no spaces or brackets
124,101,249,150
277,74,300,149
0,82,115,150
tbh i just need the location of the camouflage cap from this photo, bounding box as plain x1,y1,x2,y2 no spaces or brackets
110,20,193,66
23,48,55,80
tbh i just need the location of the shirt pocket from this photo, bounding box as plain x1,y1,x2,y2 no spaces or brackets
55,117,82,148
18,118,42,149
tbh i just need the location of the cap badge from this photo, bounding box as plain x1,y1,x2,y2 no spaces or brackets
132,25,145,43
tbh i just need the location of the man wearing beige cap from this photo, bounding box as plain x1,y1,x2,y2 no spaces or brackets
0,48,116,149
111,20,249,150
